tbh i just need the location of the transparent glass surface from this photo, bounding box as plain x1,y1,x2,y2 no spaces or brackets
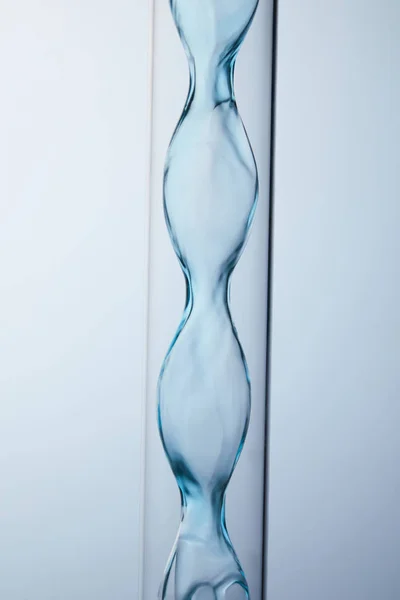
157,0,260,597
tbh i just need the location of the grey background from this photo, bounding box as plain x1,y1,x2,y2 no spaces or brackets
267,1,400,599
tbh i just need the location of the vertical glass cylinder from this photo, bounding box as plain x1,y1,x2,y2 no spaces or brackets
143,0,276,598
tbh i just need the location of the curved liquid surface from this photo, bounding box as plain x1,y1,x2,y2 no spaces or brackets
158,0,259,597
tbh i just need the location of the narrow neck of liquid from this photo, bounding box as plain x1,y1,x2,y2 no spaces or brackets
191,57,234,109
181,491,224,541
189,273,229,316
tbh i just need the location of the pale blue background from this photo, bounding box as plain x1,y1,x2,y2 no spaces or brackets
0,2,150,598
0,1,399,598
268,1,400,599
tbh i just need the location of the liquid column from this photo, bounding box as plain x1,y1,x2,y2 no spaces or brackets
158,0,259,597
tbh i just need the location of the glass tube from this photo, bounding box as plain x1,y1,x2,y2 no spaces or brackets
143,0,276,598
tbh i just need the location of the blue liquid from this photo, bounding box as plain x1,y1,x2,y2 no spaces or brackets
158,1,259,597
